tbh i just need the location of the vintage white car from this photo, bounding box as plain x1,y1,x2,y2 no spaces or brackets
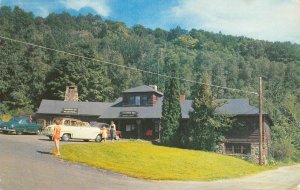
44,118,101,142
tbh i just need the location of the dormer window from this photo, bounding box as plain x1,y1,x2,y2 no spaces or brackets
126,95,149,106
141,95,148,105
135,96,141,106
129,96,135,105
128,96,141,106
122,85,163,107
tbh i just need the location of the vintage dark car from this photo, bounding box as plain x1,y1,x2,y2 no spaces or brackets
0,118,4,131
1,116,42,135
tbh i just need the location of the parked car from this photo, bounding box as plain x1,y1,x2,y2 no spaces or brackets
0,118,4,131
44,118,101,142
90,122,122,138
90,122,109,128
1,116,42,135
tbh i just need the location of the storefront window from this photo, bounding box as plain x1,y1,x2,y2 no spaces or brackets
126,124,136,131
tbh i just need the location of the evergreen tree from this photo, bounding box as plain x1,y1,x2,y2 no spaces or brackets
160,53,182,146
187,73,231,151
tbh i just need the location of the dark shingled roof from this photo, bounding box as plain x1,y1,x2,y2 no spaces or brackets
99,97,193,119
37,100,113,116
181,100,193,119
99,97,161,119
215,99,265,115
99,98,269,120
37,98,271,122
123,85,163,96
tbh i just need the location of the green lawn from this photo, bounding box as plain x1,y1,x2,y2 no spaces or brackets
59,141,273,181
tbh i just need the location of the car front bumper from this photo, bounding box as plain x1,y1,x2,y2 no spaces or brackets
2,128,16,132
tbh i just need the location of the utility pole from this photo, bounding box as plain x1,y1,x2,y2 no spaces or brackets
259,77,263,165
157,48,161,86
158,44,166,88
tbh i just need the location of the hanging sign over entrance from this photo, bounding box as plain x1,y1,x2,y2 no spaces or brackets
120,111,138,117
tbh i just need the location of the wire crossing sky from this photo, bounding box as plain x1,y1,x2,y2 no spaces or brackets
0,35,258,95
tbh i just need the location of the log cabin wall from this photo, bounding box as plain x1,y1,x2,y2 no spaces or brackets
222,115,271,163
224,115,271,144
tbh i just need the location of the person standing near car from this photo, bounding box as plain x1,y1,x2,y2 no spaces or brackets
109,121,116,142
52,120,62,156
101,126,108,142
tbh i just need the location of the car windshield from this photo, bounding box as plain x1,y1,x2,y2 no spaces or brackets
9,117,24,122
89,122,98,127
90,122,109,128
82,122,91,127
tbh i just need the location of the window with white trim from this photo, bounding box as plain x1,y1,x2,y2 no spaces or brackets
225,143,251,154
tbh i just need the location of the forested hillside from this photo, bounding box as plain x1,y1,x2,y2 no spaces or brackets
1,7,300,160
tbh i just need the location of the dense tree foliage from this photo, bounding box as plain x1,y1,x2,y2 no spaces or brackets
1,6,300,160
187,74,217,150
186,74,232,151
160,52,182,146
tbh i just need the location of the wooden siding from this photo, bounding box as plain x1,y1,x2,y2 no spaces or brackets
225,115,271,145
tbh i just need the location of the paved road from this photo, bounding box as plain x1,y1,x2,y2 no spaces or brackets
0,134,300,190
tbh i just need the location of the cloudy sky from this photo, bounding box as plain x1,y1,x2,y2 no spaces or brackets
1,0,300,44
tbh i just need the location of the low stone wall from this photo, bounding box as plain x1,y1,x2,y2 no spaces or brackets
216,143,225,154
250,143,268,164
216,142,268,164
250,143,259,163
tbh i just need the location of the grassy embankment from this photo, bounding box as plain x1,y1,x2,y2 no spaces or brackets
59,141,274,181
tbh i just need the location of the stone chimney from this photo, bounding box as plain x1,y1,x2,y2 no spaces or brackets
149,85,158,91
65,85,79,101
179,95,186,101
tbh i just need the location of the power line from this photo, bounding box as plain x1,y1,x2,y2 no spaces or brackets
0,35,258,95
262,96,300,127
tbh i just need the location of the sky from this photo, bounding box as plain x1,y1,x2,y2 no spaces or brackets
1,0,300,44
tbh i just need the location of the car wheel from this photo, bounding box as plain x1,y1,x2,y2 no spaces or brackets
16,131,23,135
61,134,71,141
95,134,101,142
49,136,53,141
36,129,41,135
